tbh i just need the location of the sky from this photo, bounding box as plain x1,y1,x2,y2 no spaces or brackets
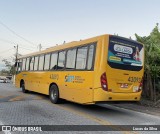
0,0,160,70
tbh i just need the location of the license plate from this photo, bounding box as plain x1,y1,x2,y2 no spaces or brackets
120,83,128,88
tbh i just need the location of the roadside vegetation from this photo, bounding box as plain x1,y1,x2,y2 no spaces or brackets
135,23,160,103
0,58,15,76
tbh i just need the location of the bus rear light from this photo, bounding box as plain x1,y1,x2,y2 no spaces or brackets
100,72,108,91
138,79,143,92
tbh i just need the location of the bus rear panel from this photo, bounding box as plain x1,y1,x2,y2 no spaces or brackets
93,35,144,103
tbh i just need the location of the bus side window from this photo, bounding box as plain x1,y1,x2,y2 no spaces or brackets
15,59,22,73
38,55,44,71
44,54,50,70
57,51,66,70
66,49,76,69
29,57,34,71
34,56,39,71
76,46,87,70
50,53,58,70
87,45,95,70
18,59,22,72
25,58,30,71
22,58,26,71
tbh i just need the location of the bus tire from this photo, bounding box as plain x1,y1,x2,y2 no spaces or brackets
21,82,28,93
49,85,60,104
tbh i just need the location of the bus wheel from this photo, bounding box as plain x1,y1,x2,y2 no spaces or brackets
21,82,28,93
49,85,59,104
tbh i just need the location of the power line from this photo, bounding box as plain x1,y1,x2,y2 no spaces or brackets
0,48,14,54
19,46,36,51
0,38,37,55
0,38,16,45
0,56,13,60
0,38,37,49
0,19,37,47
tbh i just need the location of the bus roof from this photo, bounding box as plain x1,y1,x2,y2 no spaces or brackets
18,34,143,59
18,34,108,59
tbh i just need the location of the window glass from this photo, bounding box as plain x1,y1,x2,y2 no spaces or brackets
76,46,87,69
22,59,26,71
38,55,44,70
44,54,50,70
108,36,144,71
50,53,58,70
34,56,39,71
29,57,34,71
87,45,94,70
26,58,30,71
18,59,22,72
66,49,76,69
57,51,66,70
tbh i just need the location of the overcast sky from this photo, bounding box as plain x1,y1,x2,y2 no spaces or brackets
0,0,160,70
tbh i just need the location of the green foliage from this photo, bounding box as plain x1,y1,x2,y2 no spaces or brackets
135,23,160,78
135,23,160,101
0,69,10,76
2,59,16,75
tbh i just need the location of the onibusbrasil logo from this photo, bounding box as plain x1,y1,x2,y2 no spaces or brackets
1,125,42,132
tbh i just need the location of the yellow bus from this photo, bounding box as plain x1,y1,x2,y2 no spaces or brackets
15,34,144,104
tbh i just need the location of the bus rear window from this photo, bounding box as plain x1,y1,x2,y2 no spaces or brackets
108,36,144,71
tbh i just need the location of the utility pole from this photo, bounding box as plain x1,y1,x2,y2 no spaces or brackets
13,45,18,84
14,44,18,62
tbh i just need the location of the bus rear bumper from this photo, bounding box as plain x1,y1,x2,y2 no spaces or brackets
107,92,141,101
94,89,142,102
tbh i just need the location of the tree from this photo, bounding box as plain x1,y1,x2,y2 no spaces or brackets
2,58,16,75
135,23,160,101
0,69,9,76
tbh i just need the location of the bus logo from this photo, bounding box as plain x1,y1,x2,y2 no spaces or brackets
65,75,74,82
2,126,11,133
